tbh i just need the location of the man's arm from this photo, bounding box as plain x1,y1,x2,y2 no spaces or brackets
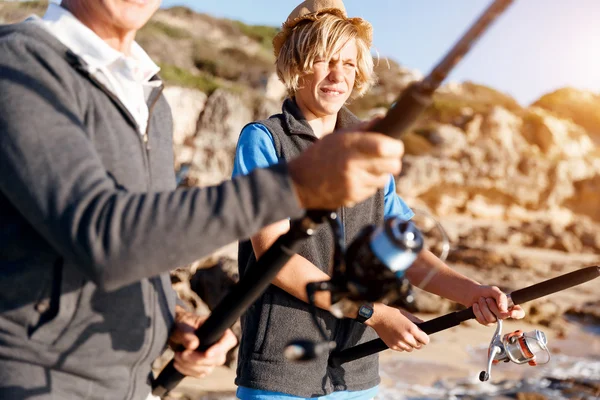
0,39,401,291
0,46,302,291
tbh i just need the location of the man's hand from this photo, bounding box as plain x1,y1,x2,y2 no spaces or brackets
288,122,404,210
365,304,429,352
168,306,238,378
468,285,526,326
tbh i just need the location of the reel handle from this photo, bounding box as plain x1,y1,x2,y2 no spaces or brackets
480,345,502,382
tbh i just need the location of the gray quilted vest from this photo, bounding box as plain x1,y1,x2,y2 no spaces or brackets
235,98,384,397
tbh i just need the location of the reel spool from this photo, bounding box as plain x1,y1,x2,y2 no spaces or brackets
479,319,551,382
331,217,424,307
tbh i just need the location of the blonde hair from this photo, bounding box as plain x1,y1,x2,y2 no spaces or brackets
276,14,375,98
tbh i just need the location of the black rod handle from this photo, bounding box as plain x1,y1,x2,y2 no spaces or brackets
152,212,330,396
329,308,475,367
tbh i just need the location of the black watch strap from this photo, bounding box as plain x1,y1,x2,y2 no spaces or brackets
355,303,374,324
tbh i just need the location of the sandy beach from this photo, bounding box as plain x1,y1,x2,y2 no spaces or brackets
161,313,599,399
161,225,600,400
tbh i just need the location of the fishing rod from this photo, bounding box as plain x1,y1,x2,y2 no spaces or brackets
327,266,600,378
152,0,515,395
372,0,515,138
151,210,333,396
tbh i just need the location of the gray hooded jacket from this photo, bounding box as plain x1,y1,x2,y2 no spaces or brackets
0,22,304,399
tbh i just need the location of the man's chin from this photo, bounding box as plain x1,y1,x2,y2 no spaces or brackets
118,7,158,28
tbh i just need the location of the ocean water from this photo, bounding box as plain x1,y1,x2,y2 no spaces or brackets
195,352,599,400
379,355,599,400
193,322,599,400
378,322,600,400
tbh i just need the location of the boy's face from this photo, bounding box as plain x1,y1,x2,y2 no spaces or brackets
295,38,357,119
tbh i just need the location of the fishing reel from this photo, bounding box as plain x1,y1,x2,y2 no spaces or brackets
329,216,424,310
479,319,551,382
284,214,424,361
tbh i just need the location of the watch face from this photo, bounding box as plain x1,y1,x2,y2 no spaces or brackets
359,305,373,319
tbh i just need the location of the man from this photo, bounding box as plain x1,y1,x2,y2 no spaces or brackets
0,1,405,399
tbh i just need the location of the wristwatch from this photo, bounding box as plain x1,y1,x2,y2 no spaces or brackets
355,303,374,324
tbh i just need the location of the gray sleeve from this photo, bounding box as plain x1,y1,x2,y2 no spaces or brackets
0,37,304,291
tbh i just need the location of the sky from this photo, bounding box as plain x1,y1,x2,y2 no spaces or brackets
159,0,600,106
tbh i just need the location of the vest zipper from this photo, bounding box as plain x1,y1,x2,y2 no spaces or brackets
330,205,347,350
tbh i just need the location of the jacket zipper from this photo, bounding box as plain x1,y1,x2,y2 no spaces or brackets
69,54,169,396
124,279,156,400
121,86,165,398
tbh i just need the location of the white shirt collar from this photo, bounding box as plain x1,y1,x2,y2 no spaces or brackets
40,3,160,82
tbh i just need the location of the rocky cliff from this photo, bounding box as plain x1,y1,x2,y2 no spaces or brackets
2,1,598,328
